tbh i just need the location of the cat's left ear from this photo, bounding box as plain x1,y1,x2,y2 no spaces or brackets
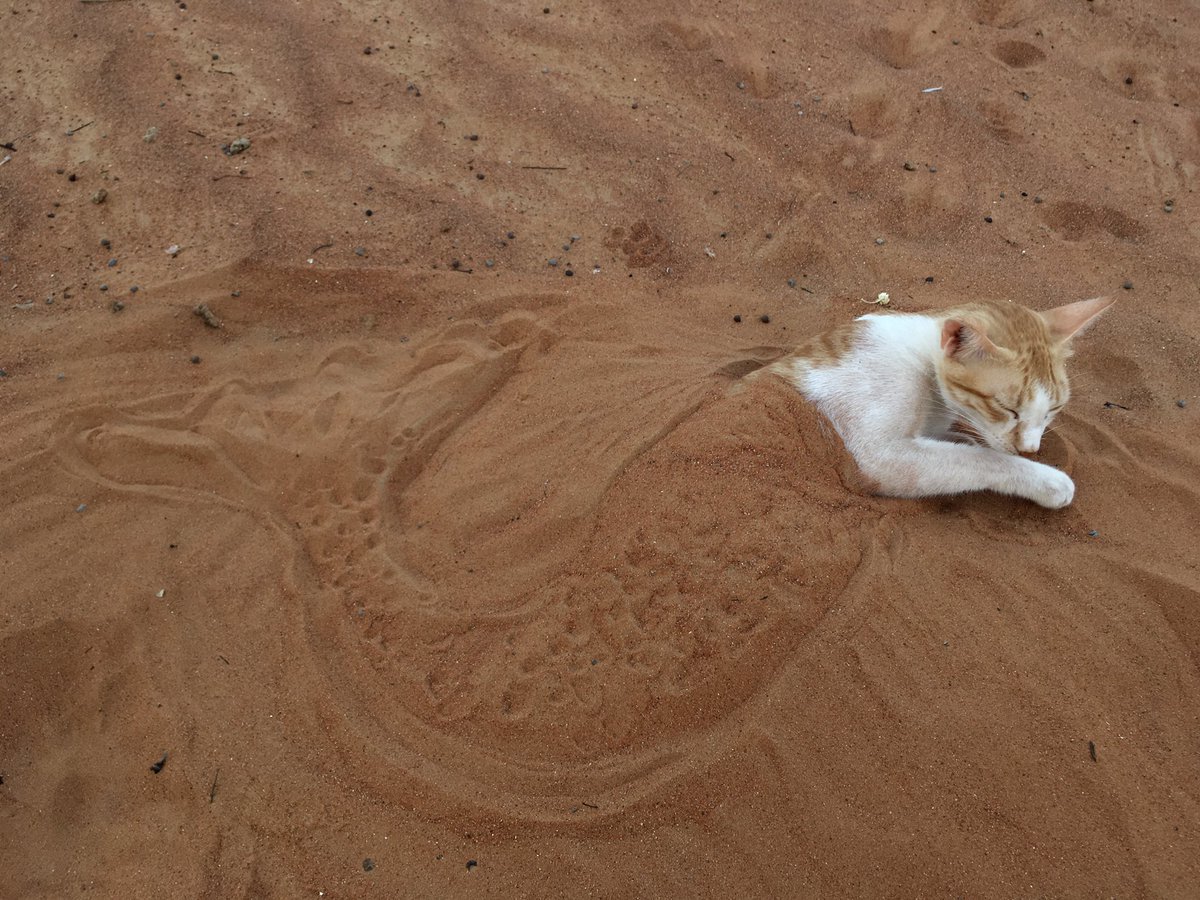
1039,296,1116,343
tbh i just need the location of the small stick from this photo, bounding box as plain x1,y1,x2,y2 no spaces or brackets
211,173,252,181
212,69,235,76
187,129,207,138
310,242,334,254
520,165,567,171
1102,401,1130,410
209,768,220,802
66,121,94,136
80,0,135,3
723,150,735,161
1088,740,1097,762
150,752,168,774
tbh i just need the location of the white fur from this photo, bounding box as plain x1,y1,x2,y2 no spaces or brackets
778,314,1074,508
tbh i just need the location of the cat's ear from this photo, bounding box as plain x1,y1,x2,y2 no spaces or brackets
1039,296,1115,343
941,319,1008,361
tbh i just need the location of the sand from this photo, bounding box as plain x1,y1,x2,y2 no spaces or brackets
2,0,1199,896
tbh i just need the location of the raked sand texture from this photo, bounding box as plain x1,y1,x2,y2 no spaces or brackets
2,1,1199,897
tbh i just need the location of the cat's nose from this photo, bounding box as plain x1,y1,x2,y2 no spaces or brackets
1016,428,1042,453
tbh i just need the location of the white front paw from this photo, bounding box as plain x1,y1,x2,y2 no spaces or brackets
1030,467,1075,509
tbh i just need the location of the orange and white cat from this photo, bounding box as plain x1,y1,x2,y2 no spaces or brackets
764,296,1115,508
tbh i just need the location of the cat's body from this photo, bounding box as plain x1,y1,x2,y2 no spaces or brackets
762,297,1114,508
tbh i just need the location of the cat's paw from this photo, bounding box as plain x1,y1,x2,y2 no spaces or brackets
1029,467,1075,509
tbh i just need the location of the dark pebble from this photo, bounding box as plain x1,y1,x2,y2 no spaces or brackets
100,238,111,247
108,258,118,267
543,7,550,12
1122,281,1133,290
631,102,638,109
737,81,746,90
174,73,182,80
111,299,124,312
1087,530,1099,537
1124,76,1133,85
476,173,485,180
548,258,558,266
506,231,515,239
56,168,64,175
999,192,1006,199
231,290,241,297
564,269,574,276
733,314,742,323
363,47,373,55
190,355,201,364
1176,399,1187,408
150,752,168,774
466,860,478,871
129,285,138,293
211,53,219,60
1021,191,1028,197
362,858,375,872
468,133,479,141
365,209,373,216
561,244,570,251
47,212,54,218
1163,200,1175,213
928,166,938,173
0,369,7,378
68,173,77,182
99,284,109,292
787,278,796,288
903,161,916,171
485,259,494,268
450,259,461,270
760,314,770,324
984,216,993,223
354,246,366,256
925,276,934,283
1034,196,1044,204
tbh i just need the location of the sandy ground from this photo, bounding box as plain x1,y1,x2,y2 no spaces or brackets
2,0,1200,896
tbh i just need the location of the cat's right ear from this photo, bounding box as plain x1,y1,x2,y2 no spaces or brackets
941,319,1005,360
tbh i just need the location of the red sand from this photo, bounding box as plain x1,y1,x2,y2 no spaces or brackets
2,1,1199,896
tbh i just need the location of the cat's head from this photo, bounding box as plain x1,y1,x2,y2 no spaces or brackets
936,296,1115,454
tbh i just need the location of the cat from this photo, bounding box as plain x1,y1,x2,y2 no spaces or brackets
759,296,1115,508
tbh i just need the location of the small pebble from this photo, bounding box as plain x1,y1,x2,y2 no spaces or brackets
733,314,742,323
903,161,916,171
1163,199,1175,213
1122,280,1133,290
111,299,124,312
484,259,494,268
1176,399,1186,408
1020,191,1028,197
466,860,478,871
548,258,558,267
737,81,746,90
1087,530,1099,538
211,53,219,60
1034,195,1044,204
76,504,87,513
928,166,938,173
365,209,373,216
468,133,479,141
0,369,7,378
874,238,885,246
56,373,65,381
1124,76,1133,85
362,859,375,872
475,173,485,180
100,238,111,247
99,284,109,292
68,173,77,182
760,314,770,324
984,216,993,223
787,278,796,288
506,231,516,239
354,246,366,256
231,290,241,297
450,259,461,270
925,276,935,283
564,269,574,277
190,355,201,364
107,258,118,267
129,285,138,293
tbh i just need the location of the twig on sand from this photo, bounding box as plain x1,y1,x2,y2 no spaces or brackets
211,172,252,181
66,121,94,136
310,242,334,254
209,769,220,802
187,129,207,138
1102,401,1130,410
194,304,222,328
80,0,135,3
520,165,567,171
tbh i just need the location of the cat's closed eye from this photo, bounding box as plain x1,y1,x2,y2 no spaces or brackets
999,404,1019,419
